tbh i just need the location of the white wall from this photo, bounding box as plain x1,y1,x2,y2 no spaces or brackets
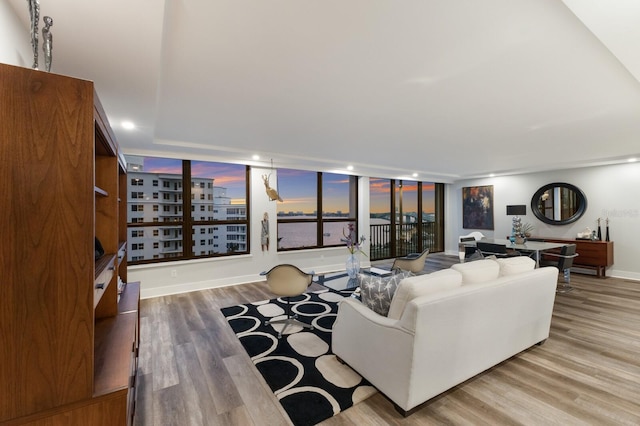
0,3,31,67
129,168,371,298
446,162,640,280
4,7,636,289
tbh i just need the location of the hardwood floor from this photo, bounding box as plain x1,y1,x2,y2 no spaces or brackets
134,254,640,425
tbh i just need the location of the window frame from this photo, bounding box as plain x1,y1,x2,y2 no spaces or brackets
276,170,359,252
127,159,250,264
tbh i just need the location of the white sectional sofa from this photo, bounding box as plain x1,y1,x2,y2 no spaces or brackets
332,257,558,415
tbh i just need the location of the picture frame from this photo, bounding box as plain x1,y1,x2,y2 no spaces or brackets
462,185,494,230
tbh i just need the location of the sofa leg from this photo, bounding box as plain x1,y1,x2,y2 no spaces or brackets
536,339,547,346
393,403,409,417
335,356,345,364
393,402,422,417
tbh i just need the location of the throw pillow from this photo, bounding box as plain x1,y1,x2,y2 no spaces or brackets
359,271,413,316
450,259,500,284
496,256,535,276
387,269,462,320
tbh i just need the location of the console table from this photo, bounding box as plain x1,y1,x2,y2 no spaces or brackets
529,237,614,278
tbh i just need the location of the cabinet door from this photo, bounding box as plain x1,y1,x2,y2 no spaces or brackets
0,64,95,421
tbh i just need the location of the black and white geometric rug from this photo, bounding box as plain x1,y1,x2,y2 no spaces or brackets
221,289,377,426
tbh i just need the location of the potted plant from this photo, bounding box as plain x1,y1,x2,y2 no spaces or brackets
521,222,535,238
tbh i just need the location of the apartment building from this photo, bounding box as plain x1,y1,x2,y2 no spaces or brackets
127,157,247,262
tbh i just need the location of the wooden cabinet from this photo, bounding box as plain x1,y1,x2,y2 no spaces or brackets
532,237,614,278
0,63,138,425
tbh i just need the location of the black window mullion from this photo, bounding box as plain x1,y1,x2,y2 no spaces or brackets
244,166,251,253
417,182,423,253
390,179,397,255
317,172,323,247
183,160,193,258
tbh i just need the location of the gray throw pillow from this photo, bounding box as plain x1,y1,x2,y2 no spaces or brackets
359,271,414,316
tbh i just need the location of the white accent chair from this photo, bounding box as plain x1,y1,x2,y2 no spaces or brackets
459,231,485,259
459,231,485,241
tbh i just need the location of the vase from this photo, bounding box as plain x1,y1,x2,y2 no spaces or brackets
346,253,360,279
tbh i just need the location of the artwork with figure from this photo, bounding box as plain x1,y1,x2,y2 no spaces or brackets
262,174,283,202
261,212,270,251
462,185,494,230
42,16,53,72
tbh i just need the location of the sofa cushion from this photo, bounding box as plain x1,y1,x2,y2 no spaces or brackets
387,269,462,320
359,271,414,316
451,259,500,284
496,256,536,276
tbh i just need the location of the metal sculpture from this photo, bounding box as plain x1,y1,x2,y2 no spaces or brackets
261,212,270,251
27,0,40,69
42,16,53,72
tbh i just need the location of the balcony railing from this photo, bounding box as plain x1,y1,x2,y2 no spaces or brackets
369,221,436,261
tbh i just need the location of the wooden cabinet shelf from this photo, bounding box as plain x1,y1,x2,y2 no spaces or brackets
1,63,138,425
95,186,109,197
118,282,141,314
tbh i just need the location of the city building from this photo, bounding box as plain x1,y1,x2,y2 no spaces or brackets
126,157,247,261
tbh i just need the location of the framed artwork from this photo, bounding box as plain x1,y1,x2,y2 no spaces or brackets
462,185,494,230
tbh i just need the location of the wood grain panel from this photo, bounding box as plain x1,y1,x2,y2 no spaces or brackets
2,63,136,424
1,65,95,421
3,390,128,426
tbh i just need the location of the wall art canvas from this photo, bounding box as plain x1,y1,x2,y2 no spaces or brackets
462,185,494,230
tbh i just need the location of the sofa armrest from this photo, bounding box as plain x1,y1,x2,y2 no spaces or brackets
335,298,400,327
332,298,415,409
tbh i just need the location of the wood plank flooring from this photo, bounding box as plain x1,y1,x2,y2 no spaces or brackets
134,254,640,425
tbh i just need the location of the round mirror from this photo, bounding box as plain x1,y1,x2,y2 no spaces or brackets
531,182,587,225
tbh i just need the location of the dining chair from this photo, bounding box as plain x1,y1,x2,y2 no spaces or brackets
476,241,521,258
540,244,579,293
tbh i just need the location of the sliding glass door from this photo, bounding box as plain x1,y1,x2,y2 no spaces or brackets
369,179,444,260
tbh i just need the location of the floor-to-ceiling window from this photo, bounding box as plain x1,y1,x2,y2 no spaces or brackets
370,178,444,260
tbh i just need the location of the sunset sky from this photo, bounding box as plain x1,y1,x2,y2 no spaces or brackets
143,157,435,214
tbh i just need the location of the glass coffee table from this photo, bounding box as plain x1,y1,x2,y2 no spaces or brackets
316,267,392,291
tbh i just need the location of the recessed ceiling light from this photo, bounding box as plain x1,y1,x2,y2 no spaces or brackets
412,173,418,178
489,173,496,177
347,165,354,171
628,158,637,162
252,154,260,161
121,121,135,130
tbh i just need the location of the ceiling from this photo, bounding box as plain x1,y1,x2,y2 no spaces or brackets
8,0,640,182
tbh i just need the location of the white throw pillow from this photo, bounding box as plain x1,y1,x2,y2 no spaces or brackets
387,269,462,320
496,256,536,276
451,259,500,284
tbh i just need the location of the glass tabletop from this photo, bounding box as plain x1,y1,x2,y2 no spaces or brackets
316,267,392,291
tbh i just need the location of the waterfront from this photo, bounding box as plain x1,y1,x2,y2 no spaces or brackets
276,216,436,259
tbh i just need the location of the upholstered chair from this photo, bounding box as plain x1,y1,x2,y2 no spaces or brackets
391,249,429,274
261,264,314,338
